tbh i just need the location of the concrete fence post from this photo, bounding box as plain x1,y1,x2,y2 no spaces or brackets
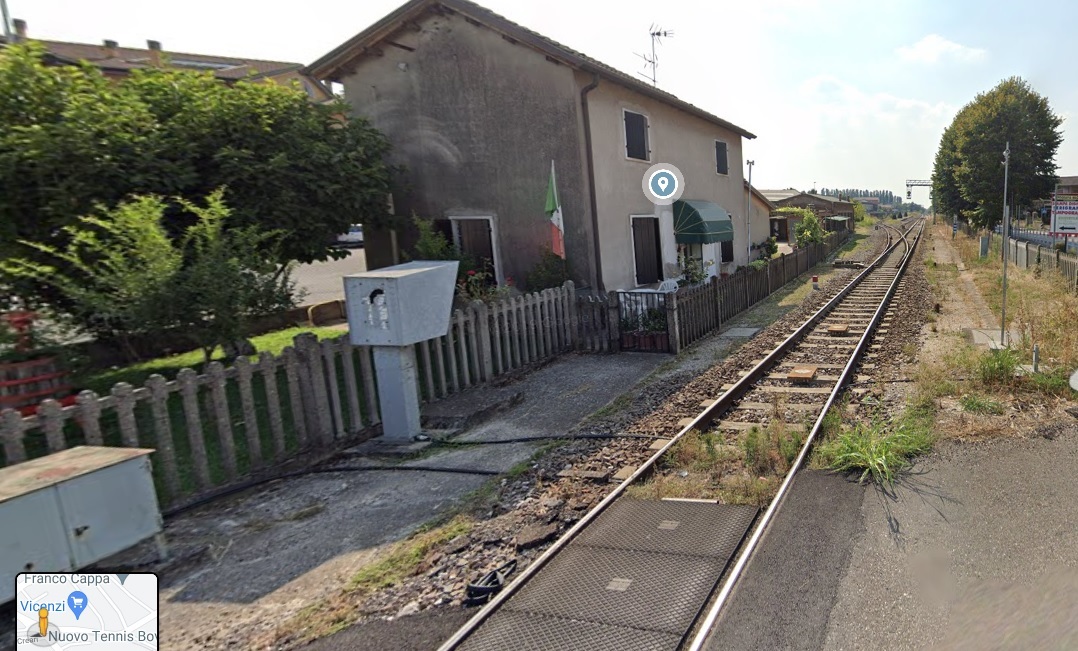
606,291,621,352
666,291,681,354
564,280,578,349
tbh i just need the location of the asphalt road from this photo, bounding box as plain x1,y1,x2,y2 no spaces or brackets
704,425,1078,651
704,470,866,651
821,428,1078,651
292,247,366,305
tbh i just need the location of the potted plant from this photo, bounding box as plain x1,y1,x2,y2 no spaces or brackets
640,308,668,352
619,316,639,350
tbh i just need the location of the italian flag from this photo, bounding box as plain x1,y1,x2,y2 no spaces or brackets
545,159,565,258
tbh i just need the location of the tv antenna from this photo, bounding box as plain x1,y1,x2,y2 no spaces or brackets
636,24,673,87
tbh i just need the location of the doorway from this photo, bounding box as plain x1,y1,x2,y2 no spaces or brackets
450,216,502,284
631,215,662,286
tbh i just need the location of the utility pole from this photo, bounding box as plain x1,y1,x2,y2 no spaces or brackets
1000,141,1010,347
745,160,754,263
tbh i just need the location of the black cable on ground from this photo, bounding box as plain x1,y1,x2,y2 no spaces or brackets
428,433,663,445
164,434,669,518
163,465,501,518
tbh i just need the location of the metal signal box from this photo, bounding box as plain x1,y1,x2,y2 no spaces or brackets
0,446,166,604
343,261,459,347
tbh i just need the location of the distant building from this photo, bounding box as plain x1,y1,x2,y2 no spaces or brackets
1,18,334,103
762,191,853,240
856,197,881,213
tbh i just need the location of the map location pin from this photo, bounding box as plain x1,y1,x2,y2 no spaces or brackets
67,591,88,620
657,177,669,192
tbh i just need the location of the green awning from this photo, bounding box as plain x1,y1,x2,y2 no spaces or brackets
673,199,734,244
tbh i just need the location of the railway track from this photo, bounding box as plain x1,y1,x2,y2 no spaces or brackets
438,217,926,651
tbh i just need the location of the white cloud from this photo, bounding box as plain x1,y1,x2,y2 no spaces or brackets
897,34,987,64
740,75,957,190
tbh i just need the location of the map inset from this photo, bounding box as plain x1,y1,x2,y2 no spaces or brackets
15,573,158,650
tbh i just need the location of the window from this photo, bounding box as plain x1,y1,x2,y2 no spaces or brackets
624,110,650,161
720,239,734,263
715,140,729,175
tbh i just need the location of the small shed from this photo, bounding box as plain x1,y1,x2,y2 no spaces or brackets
826,216,852,233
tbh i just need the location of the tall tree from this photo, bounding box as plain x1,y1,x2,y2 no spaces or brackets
0,43,393,308
935,77,1062,229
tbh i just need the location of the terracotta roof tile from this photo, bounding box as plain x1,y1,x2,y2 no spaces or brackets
33,38,304,80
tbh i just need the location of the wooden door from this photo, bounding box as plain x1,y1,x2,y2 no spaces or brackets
456,218,495,276
632,216,662,285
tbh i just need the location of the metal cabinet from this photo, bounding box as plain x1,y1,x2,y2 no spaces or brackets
0,446,163,603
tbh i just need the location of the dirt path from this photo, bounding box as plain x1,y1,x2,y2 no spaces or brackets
928,228,996,331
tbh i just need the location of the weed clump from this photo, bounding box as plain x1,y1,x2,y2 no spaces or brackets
958,393,1004,415
978,348,1020,385
816,406,935,486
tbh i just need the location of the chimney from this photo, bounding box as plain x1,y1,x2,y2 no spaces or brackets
13,19,27,40
147,40,161,66
103,39,118,58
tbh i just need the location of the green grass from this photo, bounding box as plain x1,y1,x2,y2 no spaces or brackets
958,393,1004,415
346,515,474,594
816,403,936,486
266,515,476,646
79,325,346,393
1024,367,1076,397
977,348,1020,386
832,216,880,259
3,325,363,507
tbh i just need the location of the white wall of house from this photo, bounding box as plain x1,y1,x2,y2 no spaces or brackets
580,71,748,289
749,192,774,259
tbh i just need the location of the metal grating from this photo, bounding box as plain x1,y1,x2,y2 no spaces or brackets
502,546,725,634
574,498,758,559
457,611,680,651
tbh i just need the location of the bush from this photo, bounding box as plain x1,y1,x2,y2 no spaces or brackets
678,255,713,285
526,247,570,291
408,214,483,285
641,308,667,333
456,268,510,304
1,191,297,364
757,237,778,258
748,259,769,271
794,214,826,248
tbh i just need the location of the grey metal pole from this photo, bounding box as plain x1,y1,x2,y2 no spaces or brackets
746,160,754,263
0,0,12,41
1001,141,1010,347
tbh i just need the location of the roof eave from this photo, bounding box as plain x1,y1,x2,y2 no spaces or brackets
305,0,756,140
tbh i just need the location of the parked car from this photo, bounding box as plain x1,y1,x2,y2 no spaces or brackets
336,224,364,247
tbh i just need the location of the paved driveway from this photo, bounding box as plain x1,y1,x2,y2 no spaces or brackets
293,248,366,305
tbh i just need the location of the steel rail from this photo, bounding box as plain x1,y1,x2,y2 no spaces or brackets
687,218,924,651
438,223,918,651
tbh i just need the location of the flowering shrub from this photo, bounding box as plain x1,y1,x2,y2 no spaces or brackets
457,269,512,303
679,255,714,286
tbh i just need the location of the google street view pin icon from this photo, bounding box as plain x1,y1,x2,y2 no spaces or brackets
116,574,129,585
641,163,685,206
68,591,88,620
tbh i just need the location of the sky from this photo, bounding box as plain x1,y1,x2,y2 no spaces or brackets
8,0,1078,206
